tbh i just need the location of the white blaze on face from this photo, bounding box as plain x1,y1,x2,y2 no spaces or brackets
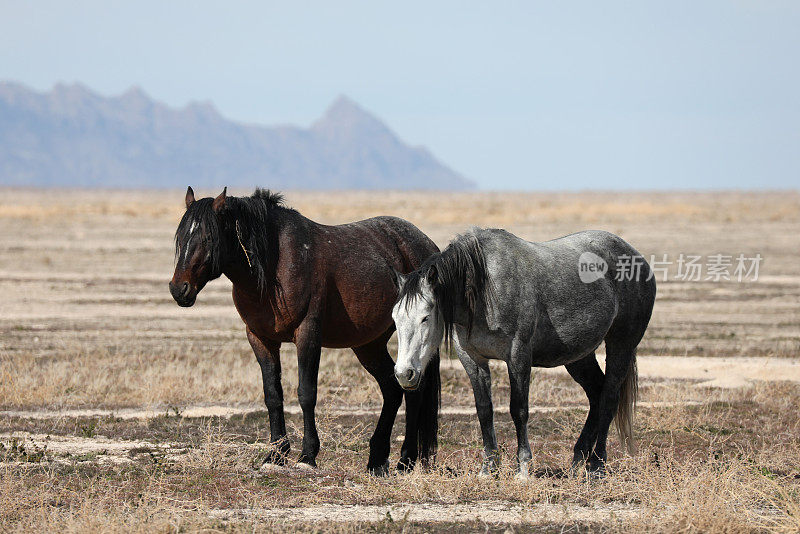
391,279,443,390
181,220,199,263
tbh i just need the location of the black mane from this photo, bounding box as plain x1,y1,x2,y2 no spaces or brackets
250,188,285,206
175,188,293,295
398,230,493,346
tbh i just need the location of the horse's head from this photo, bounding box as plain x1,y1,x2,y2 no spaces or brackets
391,265,445,391
392,233,493,390
169,186,229,307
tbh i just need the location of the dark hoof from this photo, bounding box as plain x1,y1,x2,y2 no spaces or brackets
587,463,607,479
569,459,585,478
534,466,568,479
256,448,289,468
296,454,317,468
368,460,391,477
478,466,498,479
478,457,500,478
396,457,416,473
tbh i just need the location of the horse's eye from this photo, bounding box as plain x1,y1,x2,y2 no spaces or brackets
421,315,429,324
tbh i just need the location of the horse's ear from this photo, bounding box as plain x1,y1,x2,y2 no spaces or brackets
425,264,438,286
185,186,195,209
390,267,407,291
212,187,227,212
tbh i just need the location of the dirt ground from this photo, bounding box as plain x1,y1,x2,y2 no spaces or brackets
1,188,799,532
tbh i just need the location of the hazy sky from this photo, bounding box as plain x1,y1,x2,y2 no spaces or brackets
2,1,799,190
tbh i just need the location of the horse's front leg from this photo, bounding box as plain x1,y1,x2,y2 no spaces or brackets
507,356,532,480
295,320,322,468
247,329,289,465
455,341,498,477
352,337,404,475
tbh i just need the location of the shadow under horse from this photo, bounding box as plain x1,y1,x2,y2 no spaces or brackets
169,187,440,474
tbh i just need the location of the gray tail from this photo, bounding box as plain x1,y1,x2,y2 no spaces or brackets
614,352,638,456
417,350,440,465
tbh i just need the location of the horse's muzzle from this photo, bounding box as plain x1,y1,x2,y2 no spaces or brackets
169,281,197,307
394,366,421,391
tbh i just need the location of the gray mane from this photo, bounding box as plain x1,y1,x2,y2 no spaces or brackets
398,231,494,345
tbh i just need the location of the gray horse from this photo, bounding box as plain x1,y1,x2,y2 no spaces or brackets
391,228,656,478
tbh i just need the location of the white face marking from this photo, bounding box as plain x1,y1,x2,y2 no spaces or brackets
181,220,199,263
391,280,443,389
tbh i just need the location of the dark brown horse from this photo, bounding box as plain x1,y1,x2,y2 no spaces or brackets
169,187,440,474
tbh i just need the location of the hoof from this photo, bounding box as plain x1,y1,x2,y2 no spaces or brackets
587,467,606,480
514,462,530,481
587,460,606,480
368,461,390,477
478,457,499,479
295,461,316,471
254,447,289,469
258,462,284,473
295,452,317,469
569,459,585,478
396,457,415,473
264,449,289,466
478,465,497,479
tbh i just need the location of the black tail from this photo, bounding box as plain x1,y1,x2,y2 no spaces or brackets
417,349,441,465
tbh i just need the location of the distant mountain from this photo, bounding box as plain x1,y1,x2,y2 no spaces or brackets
0,82,473,190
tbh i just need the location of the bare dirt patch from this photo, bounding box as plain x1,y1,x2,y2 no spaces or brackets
632,355,800,387
210,501,641,525
0,431,188,465
444,354,800,388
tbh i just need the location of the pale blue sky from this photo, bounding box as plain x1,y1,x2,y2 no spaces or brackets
2,1,799,189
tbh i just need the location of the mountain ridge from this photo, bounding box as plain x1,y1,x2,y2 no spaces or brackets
0,81,473,190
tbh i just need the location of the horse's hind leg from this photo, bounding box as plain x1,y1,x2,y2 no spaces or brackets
507,355,533,479
589,341,637,475
352,335,404,476
565,352,605,474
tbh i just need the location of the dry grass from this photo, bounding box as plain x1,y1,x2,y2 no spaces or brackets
1,188,799,532
1,385,798,532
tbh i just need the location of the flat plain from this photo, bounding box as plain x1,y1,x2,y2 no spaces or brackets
1,188,799,533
